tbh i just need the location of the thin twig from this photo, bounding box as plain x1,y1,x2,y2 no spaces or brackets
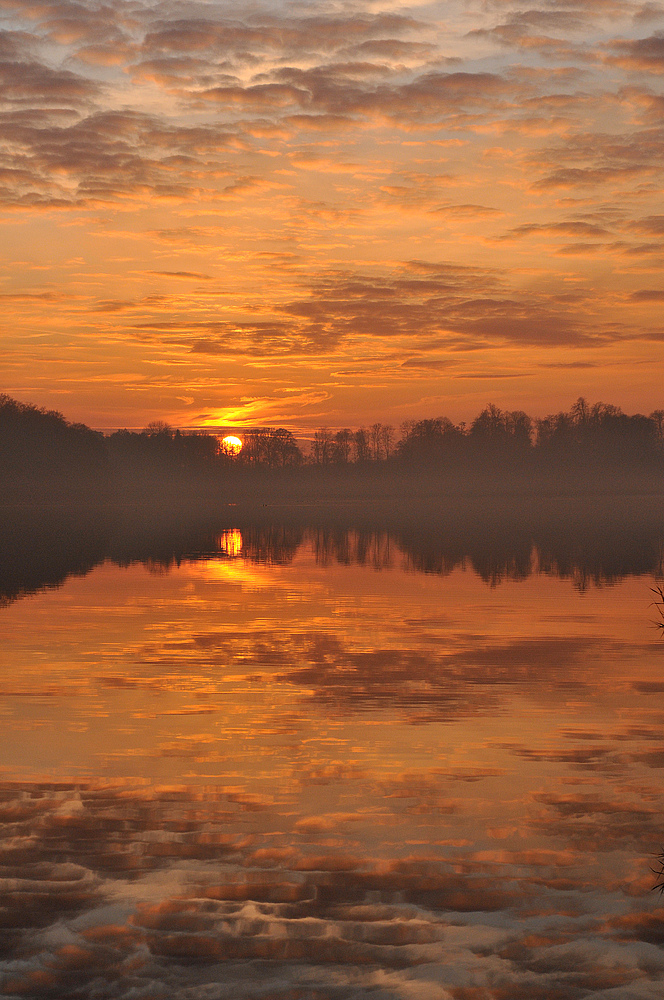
649,585,664,630
652,853,664,893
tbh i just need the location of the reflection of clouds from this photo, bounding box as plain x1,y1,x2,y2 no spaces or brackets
531,789,663,854
263,632,605,718
4,541,664,991
2,779,664,998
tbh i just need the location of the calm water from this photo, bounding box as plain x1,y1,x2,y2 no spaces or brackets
2,517,664,999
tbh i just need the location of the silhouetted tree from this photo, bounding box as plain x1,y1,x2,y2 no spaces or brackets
145,421,174,436
397,417,464,466
0,394,105,477
353,427,371,463
650,410,664,441
469,405,532,459
4,391,664,493
107,425,219,473
381,424,395,459
312,428,334,464
536,398,658,464
369,422,394,461
333,429,354,464
242,428,302,467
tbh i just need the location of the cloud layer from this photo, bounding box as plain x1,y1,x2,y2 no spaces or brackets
1,0,664,427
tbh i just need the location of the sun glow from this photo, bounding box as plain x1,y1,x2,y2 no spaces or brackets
221,435,243,456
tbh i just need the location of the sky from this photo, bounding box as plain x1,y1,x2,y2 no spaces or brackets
1,0,664,432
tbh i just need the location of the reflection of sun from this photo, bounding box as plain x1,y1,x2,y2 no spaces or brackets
218,530,243,557
221,435,243,456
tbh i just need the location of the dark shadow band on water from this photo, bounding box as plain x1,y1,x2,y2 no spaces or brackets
1,471,663,605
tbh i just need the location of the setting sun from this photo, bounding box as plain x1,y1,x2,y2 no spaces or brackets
220,435,243,456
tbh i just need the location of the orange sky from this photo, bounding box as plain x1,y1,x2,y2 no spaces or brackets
1,0,664,431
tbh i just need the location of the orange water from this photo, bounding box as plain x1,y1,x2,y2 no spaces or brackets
1,530,664,998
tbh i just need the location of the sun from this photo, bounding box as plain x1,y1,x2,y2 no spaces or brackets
221,434,243,456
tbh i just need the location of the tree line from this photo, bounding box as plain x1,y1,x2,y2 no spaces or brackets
2,393,664,479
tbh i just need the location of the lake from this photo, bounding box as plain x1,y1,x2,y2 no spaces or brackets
2,505,664,999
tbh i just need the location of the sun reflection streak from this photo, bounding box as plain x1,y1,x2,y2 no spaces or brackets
217,529,243,557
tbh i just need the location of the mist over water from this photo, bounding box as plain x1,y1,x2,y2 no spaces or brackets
2,503,664,998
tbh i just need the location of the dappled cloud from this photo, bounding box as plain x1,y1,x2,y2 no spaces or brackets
1,0,664,426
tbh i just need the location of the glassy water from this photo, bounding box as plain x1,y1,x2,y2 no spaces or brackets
2,518,664,999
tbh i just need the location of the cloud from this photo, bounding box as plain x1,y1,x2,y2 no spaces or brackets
254,66,517,123
268,262,609,350
141,12,423,59
271,633,604,719
631,288,664,300
529,125,664,193
628,214,664,235
500,221,611,239
0,108,239,208
27,254,643,364
431,203,504,218
531,789,661,852
0,57,99,106
469,8,589,53
147,270,212,280
607,30,664,70
342,37,436,60
0,28,36,59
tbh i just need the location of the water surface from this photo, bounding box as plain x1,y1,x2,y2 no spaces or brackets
2,520,664,999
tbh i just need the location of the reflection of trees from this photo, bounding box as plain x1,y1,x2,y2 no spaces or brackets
240,525,304,565
0,509,109,607
310,528,393,570
0,500,663,606
397,523,533,585
534,509,664,591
